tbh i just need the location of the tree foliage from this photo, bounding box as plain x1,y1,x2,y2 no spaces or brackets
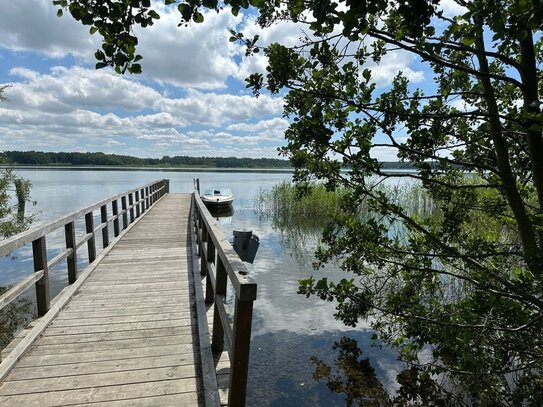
54,0,543,403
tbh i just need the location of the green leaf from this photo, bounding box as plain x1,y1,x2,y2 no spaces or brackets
462,35,475,46
89,26,99,35
56,9,63,17
193,12,204,23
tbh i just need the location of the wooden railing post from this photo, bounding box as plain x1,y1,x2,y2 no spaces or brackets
121,195,128,230
200,224,208,276
205,235,215,304
85,211,96,263
145,186,150,209
135,191,141,218
229,297,254,407
101,204,109,248
195,208,201,257
65,221,77,284
32,236,50,316
129,193,135,223
140,188,145,213
211,257,227,353
164,179,170,194
112,199,120,237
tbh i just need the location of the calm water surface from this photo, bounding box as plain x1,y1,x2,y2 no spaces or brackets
1,168,402,406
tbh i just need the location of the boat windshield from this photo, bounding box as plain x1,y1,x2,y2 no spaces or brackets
203,188,231,196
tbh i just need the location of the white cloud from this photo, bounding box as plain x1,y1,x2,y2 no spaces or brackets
0,65,284,157
0,0,98,59
160,89,284,126
438,0,469,17
136,6,242,89
227,117,288,132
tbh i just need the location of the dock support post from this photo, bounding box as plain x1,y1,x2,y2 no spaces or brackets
121,196,128,230
205,235,215,304
85,211,96,263
101,205,109,248
135,191,140,218
65,221,77,284
165,179,170,194
129,193,135,223
229,297,254,407
32,236,50,316
112,200,120,237
211,257,227,353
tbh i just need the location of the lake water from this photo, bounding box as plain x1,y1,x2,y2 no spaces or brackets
1,168,402,406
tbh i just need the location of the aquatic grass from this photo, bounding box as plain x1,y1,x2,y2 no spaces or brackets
255,181,348,227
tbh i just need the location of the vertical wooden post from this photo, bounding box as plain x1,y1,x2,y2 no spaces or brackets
135,191,140,218
205,235,215,304
32,236,50,316
196,178,200,193
229,297,254,407
145,186,150,209
101,204,109,248
121,195,128,230
164,179,170,194
85,211,96,263
65,221,77,284
140,188,145,213
112,200,120,237
200,224,208,276
128,193,135,223
212,257,227,352
195,206,201,257
150,184,154,205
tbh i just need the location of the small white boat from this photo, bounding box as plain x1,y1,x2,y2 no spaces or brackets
201,188,234,209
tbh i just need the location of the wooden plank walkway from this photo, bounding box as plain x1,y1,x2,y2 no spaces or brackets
0,194,206,406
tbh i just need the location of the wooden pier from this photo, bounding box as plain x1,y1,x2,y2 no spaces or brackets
0,180,256,407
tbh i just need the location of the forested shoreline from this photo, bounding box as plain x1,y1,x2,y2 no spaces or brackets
2,150,291,169
2,151,416,170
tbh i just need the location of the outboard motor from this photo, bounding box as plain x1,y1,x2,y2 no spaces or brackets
232,229,260,264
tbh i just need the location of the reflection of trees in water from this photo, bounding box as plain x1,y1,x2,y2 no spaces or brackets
0,286,34,350
312,337,467,406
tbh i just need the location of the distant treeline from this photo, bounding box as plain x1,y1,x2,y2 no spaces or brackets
2,151,292,169
2,150,417,170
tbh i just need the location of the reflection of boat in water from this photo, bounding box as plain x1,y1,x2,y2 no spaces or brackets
208,204,234,219
201,188,234,209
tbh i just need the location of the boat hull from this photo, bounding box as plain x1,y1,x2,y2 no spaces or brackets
201,196,233,209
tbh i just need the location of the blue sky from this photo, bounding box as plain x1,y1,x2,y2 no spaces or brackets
0,0,464,160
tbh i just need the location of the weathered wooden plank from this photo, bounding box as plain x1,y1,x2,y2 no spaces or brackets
30,335,190,355
76,392,199,407
57,305,183,320
79,281,188,291
7,354,196,381
44,316,193,337
70,289,186,300
16,344,193,368
60,302,186,313
0,379,198,406
39,326,191,344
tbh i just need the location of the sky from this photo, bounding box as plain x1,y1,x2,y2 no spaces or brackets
0,0,461,160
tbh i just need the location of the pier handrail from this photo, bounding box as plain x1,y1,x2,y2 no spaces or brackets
192,179,257,407
0,179,170,319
